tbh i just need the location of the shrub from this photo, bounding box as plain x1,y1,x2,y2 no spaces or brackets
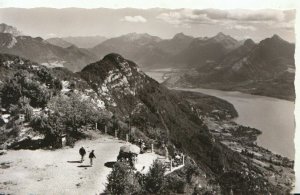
1,78,22,108
143,160,166,194
8,122,20,137
47,94,106,132
30,114,52,134
106,162,141,195
164,174,186,193
22,78,51,108
18,97,33,121
36,68,53,84
1,70,51,108
185,159,200,183
105,159,194,194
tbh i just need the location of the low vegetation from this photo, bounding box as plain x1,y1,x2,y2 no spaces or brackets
106,160,187,194
0,63,109,148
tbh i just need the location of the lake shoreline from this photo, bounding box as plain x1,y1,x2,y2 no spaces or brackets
145,71,296,103
171,85,295,103
171,87,295,160
172,88,294,192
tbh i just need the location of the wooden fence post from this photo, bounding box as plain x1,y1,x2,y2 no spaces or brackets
165,147,169,160
126,134,129,143
105,125,107,134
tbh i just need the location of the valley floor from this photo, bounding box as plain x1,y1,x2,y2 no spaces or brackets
0,135,130,195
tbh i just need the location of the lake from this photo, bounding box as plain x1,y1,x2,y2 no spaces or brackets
142,68,182,83
173,87,295,160
145,71,295,160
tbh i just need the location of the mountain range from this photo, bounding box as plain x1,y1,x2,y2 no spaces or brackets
46,37,74,48
46,35,107,48
0,24,98,71
0,23,295,100
164,34,295,100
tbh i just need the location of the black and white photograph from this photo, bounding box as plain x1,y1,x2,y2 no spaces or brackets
0,0,298,194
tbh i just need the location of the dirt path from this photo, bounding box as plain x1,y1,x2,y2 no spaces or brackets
0,135,126,195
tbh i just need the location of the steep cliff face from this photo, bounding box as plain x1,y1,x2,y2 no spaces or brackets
80,53,148,112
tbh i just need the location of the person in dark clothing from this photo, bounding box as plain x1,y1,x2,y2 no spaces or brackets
79,147,86,163
89,150,96,166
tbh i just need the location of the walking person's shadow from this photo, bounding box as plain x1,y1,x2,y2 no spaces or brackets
77,165,92,168
67,158,92,167
67,160,82,163
66,160,92,167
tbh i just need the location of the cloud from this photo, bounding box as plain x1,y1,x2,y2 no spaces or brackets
194,9,286,22
227,24,257,31
45,33,57,38
121,15,147,23
276,21,295,31
157,9,295,30
157,9,215,27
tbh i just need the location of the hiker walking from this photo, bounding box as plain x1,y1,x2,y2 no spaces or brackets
89,150,96,166
141,142,146,153
79,147,86,163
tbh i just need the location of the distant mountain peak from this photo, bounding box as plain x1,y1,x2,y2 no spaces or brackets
0,23,22,37
260,34,289,46
244,39,255,47
215,32,229,39
216,32,226,37
211,32,236,43
271,34,285,42
112,32,162,46
206,32,239,50
61,36,107,48
173,32,192,40
46,37,74,48
66,45,78,50
124,32,155,39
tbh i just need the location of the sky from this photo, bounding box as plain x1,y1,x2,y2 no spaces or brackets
0,0,297,9
0,0,297,42
0,7,296,42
